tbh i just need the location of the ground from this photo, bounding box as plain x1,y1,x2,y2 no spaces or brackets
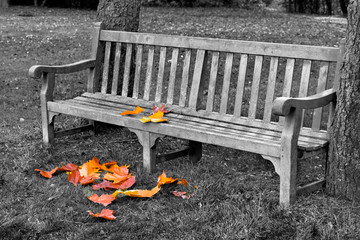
0,5,359,240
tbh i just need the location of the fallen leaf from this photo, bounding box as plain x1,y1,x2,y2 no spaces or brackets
93,177,136,190
177,179,188,186
103,165,132,184
153,104,170,114
59,163,78,172
88,209,116,220
172,191,191,199
113,185,161,198
80,173,101,185
140,117,151,123
157,170,178,186
68,169,81,186
100,161,118,172
88,193,116,206
120,106,144,116
35,167,58,179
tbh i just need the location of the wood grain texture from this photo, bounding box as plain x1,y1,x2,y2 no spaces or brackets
312,62,329,131
122,43,133,97
234,54,248,117
155,47,167,102
263,57,278,122
179,49,191,107
167,48,179,104
219,53,233,114
111,42,122,95
144,46,155,101
132,44,142,99
101,41,112,94
206,51,219,112
248,56,263,119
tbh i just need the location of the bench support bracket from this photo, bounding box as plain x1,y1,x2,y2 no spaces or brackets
130,129,163,173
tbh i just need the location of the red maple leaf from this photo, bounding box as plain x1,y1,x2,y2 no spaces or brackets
88,209,116,220
35,167,58,179
59,163,78,172
88,193,116,206
153,105,170,114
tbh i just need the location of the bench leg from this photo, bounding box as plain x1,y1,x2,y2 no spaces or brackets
42,112,55,147
130,129,162,173
189,140,202,163
279,108,301,207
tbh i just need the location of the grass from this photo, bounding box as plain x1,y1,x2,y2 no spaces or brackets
1,5,359,239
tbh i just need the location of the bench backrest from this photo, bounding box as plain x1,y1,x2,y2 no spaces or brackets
89,22,344,137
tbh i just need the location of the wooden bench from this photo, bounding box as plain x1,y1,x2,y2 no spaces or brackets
28,22,344,206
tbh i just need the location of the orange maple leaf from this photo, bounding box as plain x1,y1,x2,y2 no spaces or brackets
120,106,144,116
153,105,170,114
88,193,116,207
59,163,78,172
88,209,116,220
177,179,188,186
35,167,58,179
140,111,167,123
112,185,161,198
80,173,101,185
157,170,178,186
100,161,118,172
103,165,132,184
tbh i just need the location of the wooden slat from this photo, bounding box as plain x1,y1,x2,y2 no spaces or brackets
234,54,248,117
312,62,329,131
132,44,143,99
263,57,279,122
219,53,233,114
179,49,191,107
111,42,122,95
189,49,206,109
248,56,263,119
88,22,104,93
122,43,133,97
144,46,155,101
80,92,329,140
100,30,340,61
155,47,166,102
279,58,295,125
167,48,179,105
206,52,219,112
101,41,111,94
299,60,312,124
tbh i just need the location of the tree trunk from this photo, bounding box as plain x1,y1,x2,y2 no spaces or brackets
1,0,9,8
339,0,349,15
325,0,332,15
327,0,360,201
96,0,141,95
97,0,141,31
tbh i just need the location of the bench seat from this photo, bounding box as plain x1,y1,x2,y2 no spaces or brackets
48,92,329,157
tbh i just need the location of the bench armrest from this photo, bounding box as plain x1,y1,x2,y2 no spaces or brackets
272,88,337,116
28,59,96,79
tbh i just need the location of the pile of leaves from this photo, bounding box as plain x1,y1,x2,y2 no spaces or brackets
35,157,194,220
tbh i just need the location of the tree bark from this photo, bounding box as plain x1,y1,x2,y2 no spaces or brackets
1,0,9,8
327,0,360,201
339,0,349,15
97,0,141,31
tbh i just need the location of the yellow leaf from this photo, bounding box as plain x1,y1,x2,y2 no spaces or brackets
113,185,161,198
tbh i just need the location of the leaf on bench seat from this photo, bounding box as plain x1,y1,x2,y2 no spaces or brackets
153,104,170,114
120,106,144,116
140,111,168,123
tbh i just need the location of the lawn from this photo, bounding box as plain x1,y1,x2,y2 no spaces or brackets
1,5,359,239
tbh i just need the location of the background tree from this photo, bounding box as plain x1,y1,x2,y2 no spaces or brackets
327,0,360,201
97,0,141,31
1,0,9,7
